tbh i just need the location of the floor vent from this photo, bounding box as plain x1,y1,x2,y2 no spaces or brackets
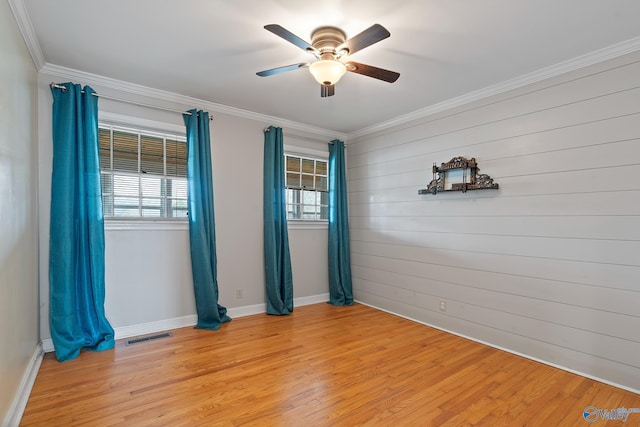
125,332,172,346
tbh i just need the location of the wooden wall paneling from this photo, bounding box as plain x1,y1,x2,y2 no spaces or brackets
350,253,640,315
351,192,640,217
351,266,639,342
351,240,640,292
493,165,640,196
350,214,640,241
348,112,640,178
348,138,640,197
347,56,640,158
350,228,640,266
347,90,640,175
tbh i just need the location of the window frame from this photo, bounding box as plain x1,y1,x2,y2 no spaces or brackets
98,113,189,231
284,145,329,229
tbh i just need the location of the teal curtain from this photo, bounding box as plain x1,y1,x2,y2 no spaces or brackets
328,139,353,305
263,126,293,315
184,109,231,330
49,82,115,362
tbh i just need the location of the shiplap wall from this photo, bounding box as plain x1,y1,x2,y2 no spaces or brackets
347,51,640,391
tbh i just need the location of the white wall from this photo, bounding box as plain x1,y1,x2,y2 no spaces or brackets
103,227,194,327
347,51,640,391
0,0,39,423
37,72,332,339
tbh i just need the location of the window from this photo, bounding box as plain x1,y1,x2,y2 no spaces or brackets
98,125,188,219
285,154,328,221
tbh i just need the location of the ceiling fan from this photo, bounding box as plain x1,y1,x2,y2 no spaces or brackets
257,24,400,97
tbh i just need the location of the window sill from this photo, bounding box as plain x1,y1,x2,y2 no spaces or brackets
287,220,328,230
104,219,325,231
104,219,188,231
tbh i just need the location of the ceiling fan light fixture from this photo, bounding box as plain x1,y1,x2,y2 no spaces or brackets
258,24,399,97
309,59,347,85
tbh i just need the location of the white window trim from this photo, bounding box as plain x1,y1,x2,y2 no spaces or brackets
104,218,189,231
99,111,185,135
287,220,328,230
283,144,328,160
99,112,188,229
284,145,329,229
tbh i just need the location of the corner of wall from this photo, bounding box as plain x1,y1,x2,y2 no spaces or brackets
2,345,44,427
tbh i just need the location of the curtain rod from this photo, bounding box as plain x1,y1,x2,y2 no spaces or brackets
50,83,212,120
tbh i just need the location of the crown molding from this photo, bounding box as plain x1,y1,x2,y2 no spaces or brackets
31,23,640,143
7,0,45,69
347,36,640,140
39,63,347,141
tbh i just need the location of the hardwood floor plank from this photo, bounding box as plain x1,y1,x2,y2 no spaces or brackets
21,303,640,426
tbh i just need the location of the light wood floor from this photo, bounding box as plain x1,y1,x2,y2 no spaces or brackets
22,303,639,426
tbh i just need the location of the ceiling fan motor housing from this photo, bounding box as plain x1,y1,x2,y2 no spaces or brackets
311,26,347,57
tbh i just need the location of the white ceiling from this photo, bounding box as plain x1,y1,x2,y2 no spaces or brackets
18,0,640,134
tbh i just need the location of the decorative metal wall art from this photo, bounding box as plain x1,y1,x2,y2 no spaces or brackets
418,156,499,195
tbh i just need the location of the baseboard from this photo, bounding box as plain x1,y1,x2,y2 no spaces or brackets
3,343,44,427
294,293,330,307
355,300,640,396
225,303,265,319
41,314,197,353
41,338,53,353
226,293,329,318
41,293,330,353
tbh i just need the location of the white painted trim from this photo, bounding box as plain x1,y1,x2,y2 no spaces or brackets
39,63,347,141
104,219,188,231
3,343,44,427
113,315,198,341
34,34,640,143
41,294,330,352
226,293,330,317
295,293,330,306
7,0,45,70
287,221,328,230
41,315,198,353
41,339,53,353
99,112,186,136
226,303,266,319
347,36,640,140
284,144,329,159
355,300,640,396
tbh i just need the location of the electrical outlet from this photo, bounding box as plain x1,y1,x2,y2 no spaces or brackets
439,300,447,312
236,289,243,299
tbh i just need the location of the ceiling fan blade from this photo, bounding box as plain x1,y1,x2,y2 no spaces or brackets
256,63,309,77
337,24,390,56
321,84,335,97
345,61,400,83
264,24,318,55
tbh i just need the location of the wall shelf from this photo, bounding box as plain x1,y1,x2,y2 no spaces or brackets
418,156,499,195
